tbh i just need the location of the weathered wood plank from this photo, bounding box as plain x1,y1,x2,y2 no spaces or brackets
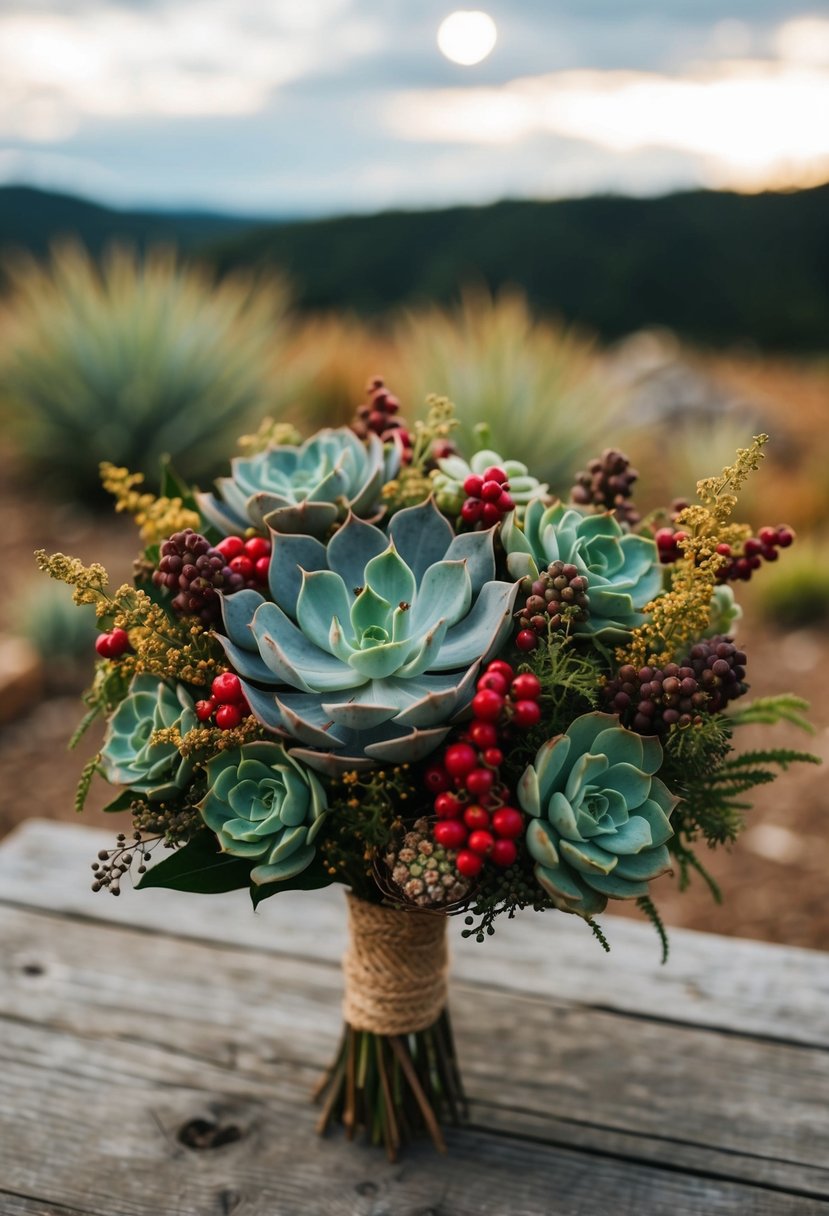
2,819,829,1047
2,903,828,1199
1,1017,825,1216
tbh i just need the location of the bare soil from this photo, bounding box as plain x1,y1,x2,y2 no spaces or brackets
1,450,827,951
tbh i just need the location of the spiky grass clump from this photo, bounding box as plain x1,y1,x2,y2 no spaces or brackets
0,244,295,498
389,288,626,491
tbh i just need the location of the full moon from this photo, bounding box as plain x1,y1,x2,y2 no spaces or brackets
437,11,497,66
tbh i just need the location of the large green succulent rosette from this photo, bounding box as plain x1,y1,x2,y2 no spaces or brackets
518,712,677,918
501,500,662,641
216,498,518,774
196,427,399,537
198,741,328,886
100,673,197,800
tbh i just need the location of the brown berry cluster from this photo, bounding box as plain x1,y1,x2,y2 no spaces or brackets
571,449,640,527
351,376,413,463
514,561,590,651
604,636,748,734
421,661,540,880
385,817,471,907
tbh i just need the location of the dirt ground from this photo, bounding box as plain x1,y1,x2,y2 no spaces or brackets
1,448,827,952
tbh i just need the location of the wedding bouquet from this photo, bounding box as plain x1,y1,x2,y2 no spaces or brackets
38,378,816,1159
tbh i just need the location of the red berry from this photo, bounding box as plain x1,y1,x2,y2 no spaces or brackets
655,527,676,549
477,671,509,696
468,829,495,856
444,743,478,779
512,699,542,728
715,543,732,557
215,703,243,730
482,747,504,768
456,850,484,878
744,537,762,557
212,672,244,703
461,499,483,525
229,555,255,579
487,660,514,681
195,698,216,722
463,804,490,831
435,792,463,819
434,820,467,850
463,474,484,497
491,839,518,868
95,633,114,658
216,536,246,560
471,689,504,721
465,767,494,798
776,526,795,547
468,720,499,748
510,672,541,701
481,502,502,527
424,763,451,793
492,807,524,839
480,478,504,502
254,556,270,584
244,536,271,561
761,546,778,561
759,526,778,547
516,629,538,652
498,491,515,512
482,465,507,484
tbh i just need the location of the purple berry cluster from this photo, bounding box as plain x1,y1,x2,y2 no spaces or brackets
571,449,640,527
604,636,748,735
514,561,590,651
716,525,795,583
153,529,246,624
351,377,413,464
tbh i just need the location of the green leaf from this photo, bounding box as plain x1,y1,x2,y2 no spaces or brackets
137,830,252,894
729,694,815,733
159,457,199,511
249,852,334,907
102,789,140,814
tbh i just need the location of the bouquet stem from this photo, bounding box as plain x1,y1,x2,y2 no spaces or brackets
314,1008,467,1159
314,891,467,1159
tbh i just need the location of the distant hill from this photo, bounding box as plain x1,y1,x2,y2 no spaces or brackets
207,185,829,351
0,184,266,259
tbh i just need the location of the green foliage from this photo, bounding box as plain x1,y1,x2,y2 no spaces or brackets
136,830,253,894
729,694,815,732
636,897,669,964
0,243,295,499
75,754,101,814
391,290,624,492
752,540,829,628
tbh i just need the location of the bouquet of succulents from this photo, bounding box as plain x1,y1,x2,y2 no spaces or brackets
38,378,817,1160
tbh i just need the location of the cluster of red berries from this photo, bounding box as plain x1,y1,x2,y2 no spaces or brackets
95,628,132,659
214,535,272,587
422,660,543,880
195,672,251,731
654,527,689,564
460,466,515,529
715,525,795,583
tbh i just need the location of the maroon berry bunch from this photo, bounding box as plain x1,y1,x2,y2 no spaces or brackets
716,525,795,583
351,377,413,464
421,661,542,880
460,465,515,529
604,636,748,735
154,530,270,625
195,672,251,731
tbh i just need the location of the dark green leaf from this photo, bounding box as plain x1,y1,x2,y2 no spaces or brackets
137,830,252,894
101,789,140,814
159,457,199,511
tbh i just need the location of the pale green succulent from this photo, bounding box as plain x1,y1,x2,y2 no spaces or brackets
432,447,548,518
706,584,742,638
502,500,662,641
518,711,677,918
215,497,518,773
196,427,400,537
198,741,327,885
100,674,197,799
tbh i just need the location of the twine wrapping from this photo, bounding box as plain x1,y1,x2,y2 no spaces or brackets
342,892,449,1035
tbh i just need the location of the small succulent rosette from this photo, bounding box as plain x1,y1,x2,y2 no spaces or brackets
100,674,198,801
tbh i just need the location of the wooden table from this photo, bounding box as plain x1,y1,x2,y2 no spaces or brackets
1,819,828,1215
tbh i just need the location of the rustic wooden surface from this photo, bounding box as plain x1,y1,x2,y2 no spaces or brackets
1,819,828,1215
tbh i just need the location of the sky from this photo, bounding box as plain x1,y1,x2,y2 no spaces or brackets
0,0,828,216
